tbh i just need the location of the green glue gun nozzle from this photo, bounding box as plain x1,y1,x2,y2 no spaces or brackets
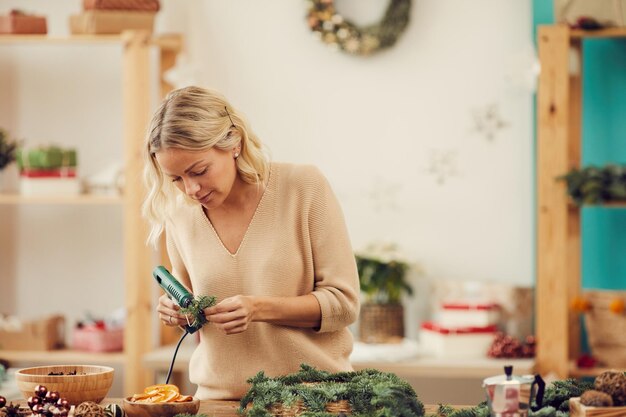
152,265,201,334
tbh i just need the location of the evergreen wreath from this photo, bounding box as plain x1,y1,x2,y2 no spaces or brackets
239,364,425,417
306,0,411,56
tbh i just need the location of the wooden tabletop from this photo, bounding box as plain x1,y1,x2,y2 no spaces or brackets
107,399,453,416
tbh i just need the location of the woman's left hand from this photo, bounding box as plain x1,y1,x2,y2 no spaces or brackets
204,295,256,335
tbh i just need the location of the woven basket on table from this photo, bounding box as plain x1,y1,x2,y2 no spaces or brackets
584,290,626,367
267,399,351,416
359,303,404,343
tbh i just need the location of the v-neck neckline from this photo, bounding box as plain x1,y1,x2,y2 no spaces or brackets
199,163,273,257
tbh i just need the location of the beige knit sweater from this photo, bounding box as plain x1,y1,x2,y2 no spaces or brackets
165,162,360,400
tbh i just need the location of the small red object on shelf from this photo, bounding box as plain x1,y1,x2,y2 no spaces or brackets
577,353,598,369
0,10,47,34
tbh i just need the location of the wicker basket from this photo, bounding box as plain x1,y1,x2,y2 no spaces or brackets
359,303,404,343
267,399,351,416
583,291,626,367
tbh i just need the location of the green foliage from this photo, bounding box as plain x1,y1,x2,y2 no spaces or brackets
535,378,594,412
0,129,18,170
179,295,216,329
355,252,412,304
239,364,425,417
529,406,556,417
561,165,626,205
425,404,489,417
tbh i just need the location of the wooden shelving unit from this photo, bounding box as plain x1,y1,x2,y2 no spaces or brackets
0,31,183,394
536,24,626,379
0,194,123,205
0,349,125,365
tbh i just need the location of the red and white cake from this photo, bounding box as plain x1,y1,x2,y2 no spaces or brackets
420,321,498,358
438,302,501,328
420,300,501,358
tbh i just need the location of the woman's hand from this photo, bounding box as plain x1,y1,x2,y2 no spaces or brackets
204,295,256,335
157,293,189,327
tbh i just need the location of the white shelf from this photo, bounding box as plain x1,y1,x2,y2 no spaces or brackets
0,193,123,205
0,349,125,364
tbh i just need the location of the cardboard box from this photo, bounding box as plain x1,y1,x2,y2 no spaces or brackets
69,11,155,34
72,326,123,352
0,315,65,351
0,13,47,34
83,0,160,12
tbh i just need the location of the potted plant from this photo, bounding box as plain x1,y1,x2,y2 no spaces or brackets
355,242,413,343
0,128,18,192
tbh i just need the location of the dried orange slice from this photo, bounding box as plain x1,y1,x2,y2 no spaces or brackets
144,384,180,394
129,383,193,403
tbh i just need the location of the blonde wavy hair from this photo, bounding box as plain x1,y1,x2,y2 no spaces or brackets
142,86,269,247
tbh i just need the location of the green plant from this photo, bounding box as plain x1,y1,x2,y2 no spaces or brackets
0,129,18,171
560,165,626,206
355,243,413,304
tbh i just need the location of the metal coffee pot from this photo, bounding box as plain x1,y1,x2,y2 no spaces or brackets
482,365,545,417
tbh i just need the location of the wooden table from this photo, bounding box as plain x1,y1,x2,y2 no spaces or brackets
107,399,457,416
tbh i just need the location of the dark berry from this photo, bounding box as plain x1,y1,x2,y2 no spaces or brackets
56,399,69,410
45,391,60,403
35,385,48,398
28,396,42,409
32,404,45,414
0,396,6,408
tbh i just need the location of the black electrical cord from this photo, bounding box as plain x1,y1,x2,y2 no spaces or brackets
166,329,190,384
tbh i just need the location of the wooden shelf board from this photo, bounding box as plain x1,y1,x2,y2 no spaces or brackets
0,349,125,364
569,362,626,378
143,342,534,379
0,33,182,50
0,193,123,205
568,201,626,210
0,34,124,44
571,27,626,39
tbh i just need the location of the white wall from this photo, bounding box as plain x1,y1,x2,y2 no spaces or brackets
0,0,533,343
159,0,535,286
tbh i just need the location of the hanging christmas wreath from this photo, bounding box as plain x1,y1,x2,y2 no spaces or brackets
306,0,412,56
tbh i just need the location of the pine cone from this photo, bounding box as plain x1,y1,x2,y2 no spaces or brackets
581,390,614,407
74,402,105,417
594,370,626,406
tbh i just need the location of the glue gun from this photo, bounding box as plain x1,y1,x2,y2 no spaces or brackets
152,265,202,334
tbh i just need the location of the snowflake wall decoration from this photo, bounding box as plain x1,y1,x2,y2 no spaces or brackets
426,149,458,185
472,103,510,142
367,176,403,213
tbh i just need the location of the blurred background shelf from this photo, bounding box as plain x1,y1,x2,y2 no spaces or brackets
0,30,183,395
0,348,125,365
568,362,626,378
0,193,123,205
0,33,183,50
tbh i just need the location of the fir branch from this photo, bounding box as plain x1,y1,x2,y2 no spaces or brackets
179,295,216,329
239,364,425,417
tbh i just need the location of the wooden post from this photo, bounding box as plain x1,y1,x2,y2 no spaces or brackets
536,25,582,378
122,30,153,394
155,33,185,348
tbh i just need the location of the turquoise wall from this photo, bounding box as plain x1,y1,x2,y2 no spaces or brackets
532,1,626,290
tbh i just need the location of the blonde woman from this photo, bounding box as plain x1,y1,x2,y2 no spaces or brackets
143,86,359,400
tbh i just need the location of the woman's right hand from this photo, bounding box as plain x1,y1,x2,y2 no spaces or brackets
157,294,186,327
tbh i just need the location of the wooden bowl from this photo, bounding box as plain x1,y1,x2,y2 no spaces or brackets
122,397,200,417
15,365,114,405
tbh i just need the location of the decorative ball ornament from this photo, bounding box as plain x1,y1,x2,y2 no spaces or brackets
306,0,411,56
